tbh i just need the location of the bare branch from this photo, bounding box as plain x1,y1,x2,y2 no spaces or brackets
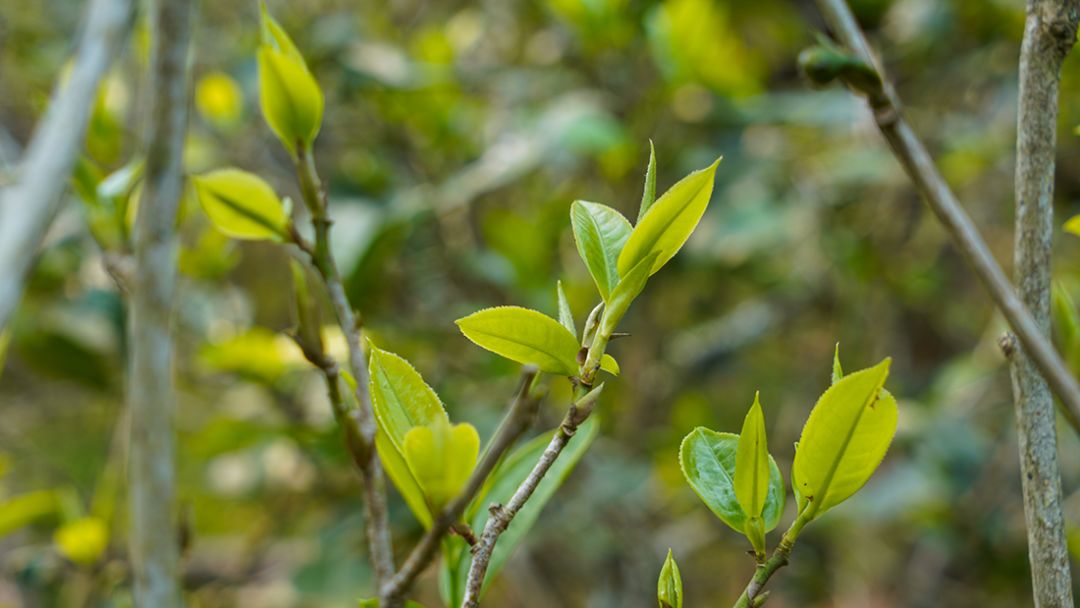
1007,0,1078,604
127,0,195,604
381,366,542,602
808,0,1080,431
292,148,398,601
461,383,605,608
0,0,134,332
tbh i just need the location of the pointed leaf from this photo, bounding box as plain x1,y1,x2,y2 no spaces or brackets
599,252,658,337
832,343,843,384
456,307,581,375
680,427,784,534
368,346,448,452
556,281,576,337
571,200,633,300
194,168,289,241
618,157,721,276
792,358,897,519
638,140,657,222
657,548,682,608
258,46,323,155
259,1,304,63
734,393,769,520
404,419,480,509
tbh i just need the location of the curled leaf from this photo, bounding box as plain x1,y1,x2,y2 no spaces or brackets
657,549,683,608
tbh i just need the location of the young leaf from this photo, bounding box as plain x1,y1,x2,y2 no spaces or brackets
556,280,576,337
618,157,721,277
403,419,480,509
258,46,323,155
734,393,769,520
600,353,620,376
599,252,658,338
570,200,633,301
456,306,581,376
792,358,897,519
832,343,843,384
657,548,683,608
193,168,289,241
638,140,657,222
680,428,784,535
457,417,600,601
376,426,432,527
368,346,448,452
54,516,108,565
259,1,304,63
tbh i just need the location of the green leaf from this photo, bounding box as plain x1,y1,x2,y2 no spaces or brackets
792,358,897,520
368,346,448,452
680,427,784,534
1065,214,1080,238
832,343,843,384
599,252,658,338
259,1,304,63
458,417,600,600
376,426,432,528
404,419,480,509
657,548,683,608
600,353,620,376
194,168,289,241
734,393,768,520
571,200,633,301
638,140,657,222
258,46,323,155
0,490,59,537
456,306,581,376
54,516,108,565
556,280,577,337
618,157,721,276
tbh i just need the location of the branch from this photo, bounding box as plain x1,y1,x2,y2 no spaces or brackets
461,382,605,608
380,366,542,602
127,0,194,605
1006,0,1078,604
0,0,134,333
292,147,398,601
805,0,1080,433
730,515,809,608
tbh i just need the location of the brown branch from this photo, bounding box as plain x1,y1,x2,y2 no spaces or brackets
0,0,134,332
380,366,542,602
292,147,398,602
127,0,194,605
807,0,1080,432
1007,0,1078,604
461,382,605,608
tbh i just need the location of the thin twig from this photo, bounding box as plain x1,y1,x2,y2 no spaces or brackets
809,0,1080,432
731,515,810,608
292,147,398,601
0,0,134,333
127,0,194,605
1006,0,1077,604
381,366,542,602
461,383,605,608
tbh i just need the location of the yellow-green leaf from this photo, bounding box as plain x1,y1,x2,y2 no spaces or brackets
734,393,768,520
368,346,448,453
259,1,304,63
404,419,480,509
456,306,581,376
54,516,108,565
194,168,289,241
832,343,843,384
258,46,323,155
792,358,897,520
618,157,721,276
376,426,432,528
600,353,619,376
638,140,657,223
556,280,576,336
599,252,658,338
1065,214,1080,238
571,200,633,301
657,548,683,608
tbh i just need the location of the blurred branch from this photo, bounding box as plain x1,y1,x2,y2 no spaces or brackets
1005,0,1078,604
802,0,1080,434
461,382,604,608
381,366,542,602
0,0,134,333
127,0,194,604
291,148,398,601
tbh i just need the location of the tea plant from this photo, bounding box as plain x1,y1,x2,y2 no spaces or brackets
184,7,722,605
663,349,898,607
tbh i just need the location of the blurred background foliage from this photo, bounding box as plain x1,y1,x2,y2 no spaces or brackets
3,0,1080,606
